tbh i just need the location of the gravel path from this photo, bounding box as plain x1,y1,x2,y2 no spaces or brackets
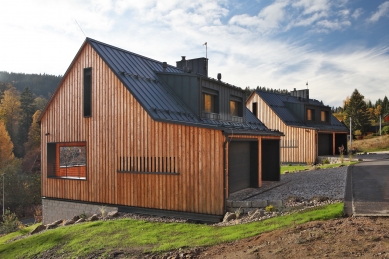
228,166,348,202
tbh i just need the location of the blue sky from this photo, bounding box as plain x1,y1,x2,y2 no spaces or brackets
1,0,388,107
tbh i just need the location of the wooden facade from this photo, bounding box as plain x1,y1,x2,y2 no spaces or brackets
40,41,281,217
247,92,348,164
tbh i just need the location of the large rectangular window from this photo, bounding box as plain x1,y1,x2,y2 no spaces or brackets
84,68,92,117
47,142,87,179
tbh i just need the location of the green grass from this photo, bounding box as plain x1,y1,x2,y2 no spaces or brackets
0,203,344,258
281,162,357,174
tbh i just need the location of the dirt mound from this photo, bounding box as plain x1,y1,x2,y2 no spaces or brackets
156,216,389,259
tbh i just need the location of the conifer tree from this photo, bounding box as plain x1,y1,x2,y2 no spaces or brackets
18,87,36,156
24,110,41,153
344,89,370,136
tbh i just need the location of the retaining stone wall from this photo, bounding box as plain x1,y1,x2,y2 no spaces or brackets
226,199,283,213
42,198,118,225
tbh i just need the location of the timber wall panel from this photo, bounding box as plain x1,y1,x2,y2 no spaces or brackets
41,43,227,215
246,95,316,163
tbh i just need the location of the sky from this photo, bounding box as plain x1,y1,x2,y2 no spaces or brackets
1,0,389,107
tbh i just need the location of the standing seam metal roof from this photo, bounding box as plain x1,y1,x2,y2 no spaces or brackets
88,38,281,136
256,90,349,132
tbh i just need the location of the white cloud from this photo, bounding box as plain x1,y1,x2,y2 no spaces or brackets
316,19,351,30
292,0,331,15
351,8,363,19
228,1,289,33
368,1,389,22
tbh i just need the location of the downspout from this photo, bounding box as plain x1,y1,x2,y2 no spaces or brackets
222,131,230,214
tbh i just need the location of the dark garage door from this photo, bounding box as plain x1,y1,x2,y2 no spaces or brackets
318,133,332,156
262,139,280,181
228,141,258,194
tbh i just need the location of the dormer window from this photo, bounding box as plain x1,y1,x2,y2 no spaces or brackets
321,110,329,122
202,88,219,117
204,93,216,113
230,95,243,117
201,88,219,120
307,109,315,121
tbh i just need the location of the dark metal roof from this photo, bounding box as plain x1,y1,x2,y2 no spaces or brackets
87,38,281,136
255,90,349,132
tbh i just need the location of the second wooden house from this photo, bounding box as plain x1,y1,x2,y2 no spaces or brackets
246,89,349,164
39,38,283,223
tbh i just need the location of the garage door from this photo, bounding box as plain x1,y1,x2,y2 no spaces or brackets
228,141,251,194
228,141,258,193
318,133,332,156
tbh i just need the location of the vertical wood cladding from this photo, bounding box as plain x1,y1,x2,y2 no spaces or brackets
41,43,226,215
246,94,317,164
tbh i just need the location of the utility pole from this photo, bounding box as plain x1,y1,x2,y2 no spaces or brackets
380,115,382,135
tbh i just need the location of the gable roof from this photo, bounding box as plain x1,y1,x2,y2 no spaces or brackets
254,90,349,132
40,38,281,136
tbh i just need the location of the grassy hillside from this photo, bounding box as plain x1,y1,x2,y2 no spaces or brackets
0,203,343,258
352,134,389,152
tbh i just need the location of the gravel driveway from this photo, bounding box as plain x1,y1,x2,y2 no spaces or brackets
228,166,348,203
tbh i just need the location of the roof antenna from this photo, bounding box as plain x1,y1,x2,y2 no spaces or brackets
306,81,308,89
75,20,87,38
203,42,207,73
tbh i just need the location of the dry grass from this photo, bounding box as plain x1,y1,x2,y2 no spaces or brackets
351,134,389,152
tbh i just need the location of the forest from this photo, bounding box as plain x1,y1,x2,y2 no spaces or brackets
0,72,62,225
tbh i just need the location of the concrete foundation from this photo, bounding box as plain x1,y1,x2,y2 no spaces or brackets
42,198,118,225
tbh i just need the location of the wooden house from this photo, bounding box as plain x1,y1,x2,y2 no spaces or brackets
39,38,283,223
246,89,349,164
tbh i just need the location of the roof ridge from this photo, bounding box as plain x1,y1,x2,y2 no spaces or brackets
86,37,181,71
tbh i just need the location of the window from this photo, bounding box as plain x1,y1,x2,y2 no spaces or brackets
47,142,87,179
252,102,258,117
230,95,243,117
202,88,219,118
230,100,239,116
84,68,92,117
307,109,315,121
203,93,216,113
321,111,329,122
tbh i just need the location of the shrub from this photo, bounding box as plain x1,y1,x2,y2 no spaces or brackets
99,206,107,218
382,126,389,135
0,209,19,234
265,205,275,212
80,211,87,219
323,158,330,164
234,207,242,219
